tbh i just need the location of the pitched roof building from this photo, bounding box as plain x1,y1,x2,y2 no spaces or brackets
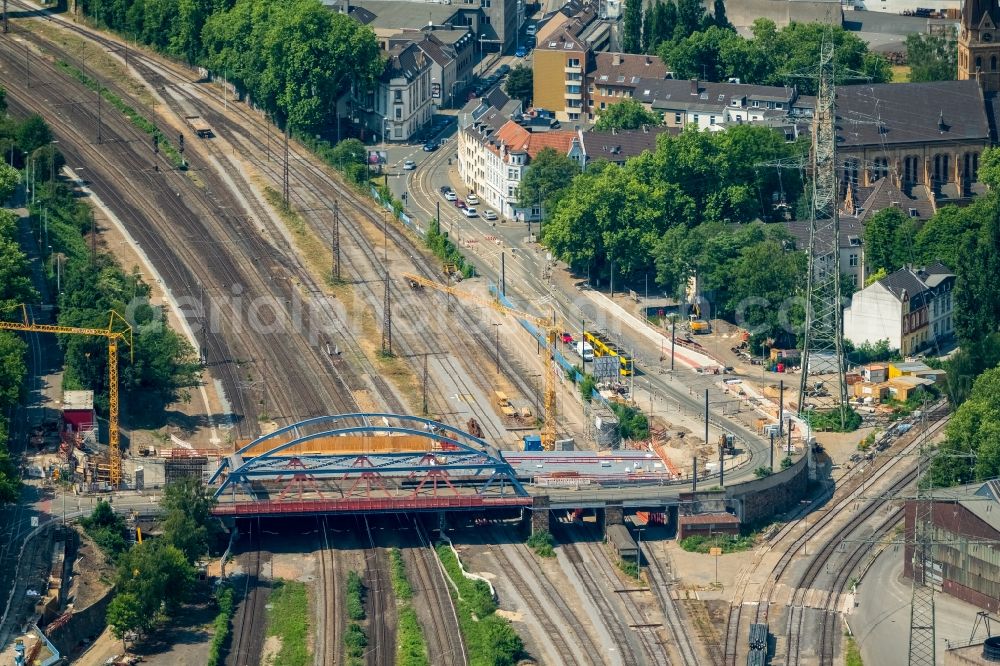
843,262,956,356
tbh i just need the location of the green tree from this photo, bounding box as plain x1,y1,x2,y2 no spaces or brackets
622,0,643,53
160,476,218,563
0,85,7,113
504,65,533,106
0,163,19,203
516,147,580,213
954,208,1000,344
595,99,660,130
107,592,147,644
115,540,195,621
659,25,739,81
16,115,52,153
648,0,678,53
863,207,905,274
712,0,731,29
905,30,957,82
928,367,1000,487
676,0,707,37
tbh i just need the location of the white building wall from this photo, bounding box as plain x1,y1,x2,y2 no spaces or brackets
843,282,904,350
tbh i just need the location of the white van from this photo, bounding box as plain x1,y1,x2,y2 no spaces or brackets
575,341,594,361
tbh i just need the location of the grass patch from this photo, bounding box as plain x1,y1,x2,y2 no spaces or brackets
206,584,235,666
262,186,335,285
845,635,863,666
346,570,366,621
425,218,474,279
344,622,368,666
397,605,430,666
617,558,640,579
388,548,413,600
265,579,311,666
891,65,911,83
803,406,862,432
55,60,185,169
436,543,524,666
525,531,555,558
679,534,755,554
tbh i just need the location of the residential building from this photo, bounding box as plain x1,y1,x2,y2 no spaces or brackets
587,52,669,120
958,0,1000,93
904,480,1000,613
843,262,955,356
578,125,672,167
355,42,434,142
836,81,991,200
458,115,583,220
389,29,476,108
635,78,813,133
842,176,937,225
532,33,670,123
784,215,866,289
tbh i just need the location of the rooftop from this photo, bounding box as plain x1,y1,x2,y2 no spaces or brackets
836,81,990,148
62,390,94,411
591,52,668,84
581,126,672,161
345,0,463,31
784,215,864,251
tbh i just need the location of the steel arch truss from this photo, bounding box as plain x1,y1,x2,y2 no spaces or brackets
210,414,528,503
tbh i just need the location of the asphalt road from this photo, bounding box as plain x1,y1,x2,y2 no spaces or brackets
851,540,984,666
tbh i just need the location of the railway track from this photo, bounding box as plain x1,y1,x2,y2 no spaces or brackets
410,518,467,666
316,516,339,666
10,5,545,436
230,519,270,666
721,407,948,666
362,517,394,666
485,526,601,666
643,545,701,666
1,15,367,437
557,524,645,666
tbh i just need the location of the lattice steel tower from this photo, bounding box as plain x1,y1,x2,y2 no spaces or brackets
797,41,848,427
908,416,936,666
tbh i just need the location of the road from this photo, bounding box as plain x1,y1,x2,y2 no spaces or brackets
404,130,774,482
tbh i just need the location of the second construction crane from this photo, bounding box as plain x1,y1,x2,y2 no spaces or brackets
402,273,559,449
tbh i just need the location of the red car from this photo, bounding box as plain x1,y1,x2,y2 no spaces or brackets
560,333,574,344
455,199,467,209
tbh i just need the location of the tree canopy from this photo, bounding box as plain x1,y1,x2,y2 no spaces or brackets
160,477,218,563
927,367,1000,487
595,99,661,131
905,30,957,82
516,148,580,212
81,0,383,132
504,65,533,106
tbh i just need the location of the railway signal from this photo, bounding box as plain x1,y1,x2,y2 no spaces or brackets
178,133,184,153
152,135,159,154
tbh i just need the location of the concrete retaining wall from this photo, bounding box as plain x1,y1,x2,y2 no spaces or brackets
725,454,809,525
45,586,114,659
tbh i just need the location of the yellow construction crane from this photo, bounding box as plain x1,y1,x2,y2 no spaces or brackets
0,306,133,487
402,273,559,449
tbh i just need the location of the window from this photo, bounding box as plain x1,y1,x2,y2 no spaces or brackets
588,99,594,107
993,55,998,71
600,102,606,109
709,116,716,125
395,108,402,119
674,112,682,124
849,253,858,267
752,100,759,108
566,85,581,94
566,72,582,81
693,114,699,123
567,57,580,68
394,90,402,103
484,16,491,23
394,126,402,138
568,112,580,120
775,103,782,109
976,56,982,70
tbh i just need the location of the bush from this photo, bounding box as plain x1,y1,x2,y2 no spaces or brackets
80,500,127,560
617,559,639,579
526,531,555,558
611,402,650,441
345,570,366,621
396,606,430,666
578,373,596,402
345,622,368,664
753,466,772,478
679,534,755,554
425,219,474,279
803,406,862,432
388,548,413,600
781,456,794,469
206,584,236,666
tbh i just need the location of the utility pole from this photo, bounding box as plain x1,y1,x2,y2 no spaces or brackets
96,83,103,145
501,251,506,297
796,40,848,427
332,200,340,280
908,407,936,666
421,352,429,416
90,210,97,265
282,124,290,206
492,323,501,375
381,271,392,356
3,0,8,35
704,389,709,480
670,316,676,372
25,41,29,88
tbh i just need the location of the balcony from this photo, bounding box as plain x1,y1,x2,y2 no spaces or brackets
564,91,583,100
564,65,582,74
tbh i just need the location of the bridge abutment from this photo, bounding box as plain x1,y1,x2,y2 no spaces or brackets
528,496,551,535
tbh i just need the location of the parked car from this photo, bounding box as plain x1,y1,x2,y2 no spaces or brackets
455,199,466,208
462,206,478,217
483,209,497,221
467,193,480,205
444,190,458,201
560,332,574,344
423,140,439,152
526,22,537,36
515,46,527,58
440,185,453,195
497,64,511,76
403,159,416,170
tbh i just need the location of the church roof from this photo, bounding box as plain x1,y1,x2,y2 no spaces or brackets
962,0,1000,31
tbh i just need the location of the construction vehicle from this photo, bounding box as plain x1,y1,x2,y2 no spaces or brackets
719,433,735,455
689,315,710,334
0,306,133,487
402,272,559,449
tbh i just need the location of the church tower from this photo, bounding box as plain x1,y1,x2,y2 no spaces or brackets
958,0,1000,91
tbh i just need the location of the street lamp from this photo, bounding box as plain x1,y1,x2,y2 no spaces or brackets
492,322,502,375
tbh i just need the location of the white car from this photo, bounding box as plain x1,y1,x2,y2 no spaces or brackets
462,207,478,218
444,190,458,201
466,193,480,205
483,209,498,221
403,159,416,170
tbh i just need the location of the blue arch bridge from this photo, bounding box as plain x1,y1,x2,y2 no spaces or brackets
209,413,533,517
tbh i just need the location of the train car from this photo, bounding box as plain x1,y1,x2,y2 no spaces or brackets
583,331,633,376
